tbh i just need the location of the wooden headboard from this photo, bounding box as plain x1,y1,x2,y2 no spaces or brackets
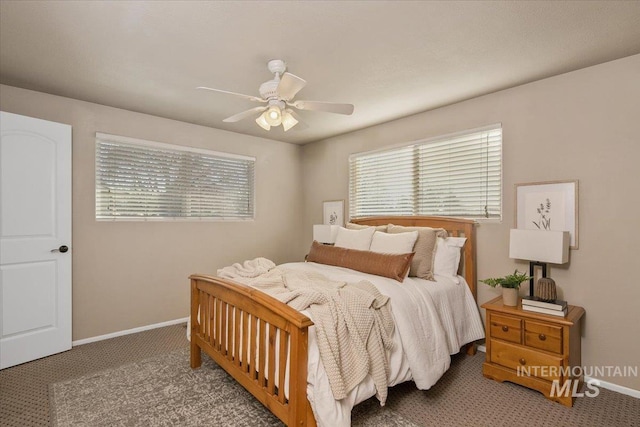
350,216,478,299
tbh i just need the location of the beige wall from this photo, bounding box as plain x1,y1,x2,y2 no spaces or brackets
301,54,640,390
0,84,304,341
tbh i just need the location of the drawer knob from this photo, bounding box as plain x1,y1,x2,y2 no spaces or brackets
539,334,547,341
502,325,509,332
519,358,526,365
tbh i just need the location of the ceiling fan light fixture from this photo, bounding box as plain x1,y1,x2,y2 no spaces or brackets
265,105,282,126
281,109,298,132
255,113,271,131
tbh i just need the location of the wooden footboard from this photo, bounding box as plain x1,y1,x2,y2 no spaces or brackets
190,274,316,426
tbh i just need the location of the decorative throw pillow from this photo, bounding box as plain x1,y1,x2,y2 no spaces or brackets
387,224,448,280
433,236,467,283
334,226,376,251
307,241,414,282
369,230,419,254
345,223,388,232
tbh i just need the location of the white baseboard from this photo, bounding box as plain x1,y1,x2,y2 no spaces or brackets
583,376,640,399
72,317,188,346
475,344,639,399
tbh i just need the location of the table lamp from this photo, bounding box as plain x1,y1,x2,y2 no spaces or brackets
313,224,339,245
509,229,570,297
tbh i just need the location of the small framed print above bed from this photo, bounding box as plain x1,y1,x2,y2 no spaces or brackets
515,180,579,249
323,200,344,226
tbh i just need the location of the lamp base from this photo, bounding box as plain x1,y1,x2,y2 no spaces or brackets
535,277,557,301
528,261,548,297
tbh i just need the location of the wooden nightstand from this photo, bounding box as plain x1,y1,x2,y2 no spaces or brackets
482,296,585,407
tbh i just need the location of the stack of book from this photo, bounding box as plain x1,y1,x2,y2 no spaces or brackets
521,296,568,317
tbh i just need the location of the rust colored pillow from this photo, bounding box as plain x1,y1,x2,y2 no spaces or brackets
307,241,414,282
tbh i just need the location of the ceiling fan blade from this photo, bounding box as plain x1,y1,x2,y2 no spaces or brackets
197,86,266,103
222,106,267,123
288,110,309,130
291,100,354,115
277,73,307,101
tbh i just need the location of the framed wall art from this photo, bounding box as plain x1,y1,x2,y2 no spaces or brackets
323,200,344,227
515,180,579,249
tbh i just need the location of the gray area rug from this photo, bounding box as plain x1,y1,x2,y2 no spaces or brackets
50,347,418,427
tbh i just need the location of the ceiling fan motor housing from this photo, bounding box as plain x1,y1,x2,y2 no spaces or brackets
259,80,280,100
260,60,288,100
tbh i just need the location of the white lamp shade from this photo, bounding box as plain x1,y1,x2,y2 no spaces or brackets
509,229,569,264
313,224,339,244
265,106,282,126
281,109,298,131
255,113,271,130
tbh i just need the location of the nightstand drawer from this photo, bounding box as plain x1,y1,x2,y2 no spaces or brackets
525,320,563,354
490,313,522,344
490,340,563,382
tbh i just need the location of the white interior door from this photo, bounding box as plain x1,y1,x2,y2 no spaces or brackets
0,111,72,369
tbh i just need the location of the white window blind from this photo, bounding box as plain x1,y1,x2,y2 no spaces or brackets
96,133,255,220
349,125,502,220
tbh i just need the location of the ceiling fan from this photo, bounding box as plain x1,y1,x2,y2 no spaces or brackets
197,59,354,131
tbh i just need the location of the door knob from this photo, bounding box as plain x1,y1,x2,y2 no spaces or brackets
51,245,69,253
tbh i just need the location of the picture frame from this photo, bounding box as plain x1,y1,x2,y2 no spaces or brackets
515,180,579,249
323,200,344,227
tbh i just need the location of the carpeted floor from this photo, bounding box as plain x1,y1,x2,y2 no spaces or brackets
385,352,640,427
1,323,638,426
1,324,187,427
49,347,417,427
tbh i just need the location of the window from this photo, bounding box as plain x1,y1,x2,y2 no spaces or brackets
95,133,255,220
349,125,502,220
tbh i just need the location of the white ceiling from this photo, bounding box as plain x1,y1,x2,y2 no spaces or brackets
2,1,640,145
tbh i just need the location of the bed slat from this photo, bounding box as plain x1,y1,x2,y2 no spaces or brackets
242,311,249,373
250,314,258,380
234,307,241,367
278,331,288,403
258,318,266,388
267,324,276,396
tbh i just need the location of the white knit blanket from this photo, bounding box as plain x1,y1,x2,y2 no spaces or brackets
216,257,276,279
233,266,395,404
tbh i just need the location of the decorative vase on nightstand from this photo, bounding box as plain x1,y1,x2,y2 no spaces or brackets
536,277,557,301
480,270,531,307
502,288,518,306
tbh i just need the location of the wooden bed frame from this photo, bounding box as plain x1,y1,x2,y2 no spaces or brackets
189,216,478,427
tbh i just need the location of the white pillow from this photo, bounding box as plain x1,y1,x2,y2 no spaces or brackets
334,227,375,251
433,236,467,281
369,230,419,254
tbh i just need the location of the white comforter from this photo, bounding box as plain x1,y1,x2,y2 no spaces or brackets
279,262,485,427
